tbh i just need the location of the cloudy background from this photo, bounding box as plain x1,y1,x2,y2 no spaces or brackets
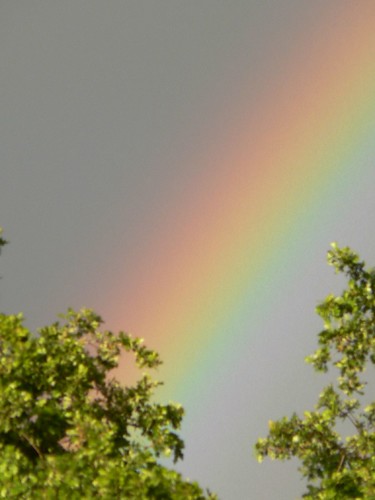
1,2,375,499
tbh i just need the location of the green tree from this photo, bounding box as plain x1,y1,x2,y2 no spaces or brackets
256,244,375,499
0,230,215,499
0,230,6,250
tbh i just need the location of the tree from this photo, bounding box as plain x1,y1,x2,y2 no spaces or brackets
0,229,215,499
0,230,6,251
255,244,375,498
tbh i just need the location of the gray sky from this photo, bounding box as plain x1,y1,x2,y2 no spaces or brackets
1,2,375,499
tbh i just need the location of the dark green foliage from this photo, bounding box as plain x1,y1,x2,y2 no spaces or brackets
0,228,6,257
0,229,215,499
0,235,6,250
255,244,375,499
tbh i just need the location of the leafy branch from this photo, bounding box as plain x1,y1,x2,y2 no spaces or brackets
255,244,375,499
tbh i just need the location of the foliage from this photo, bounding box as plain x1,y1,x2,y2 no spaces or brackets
0,229,6,251
0,230,215,499
255,244,375,498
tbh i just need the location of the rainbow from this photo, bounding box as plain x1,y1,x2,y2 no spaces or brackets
105,2,375,413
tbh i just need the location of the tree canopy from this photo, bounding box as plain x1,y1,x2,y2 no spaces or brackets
0,229,215,499
256,244,375,498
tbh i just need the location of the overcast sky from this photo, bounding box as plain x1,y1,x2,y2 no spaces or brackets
1,2,375,499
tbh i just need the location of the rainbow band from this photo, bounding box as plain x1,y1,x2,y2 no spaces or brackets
106,3,375,406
